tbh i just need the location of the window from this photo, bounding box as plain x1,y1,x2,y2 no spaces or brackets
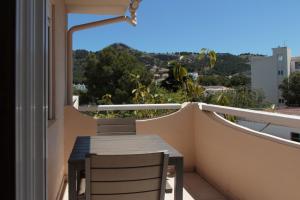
278,70,284,75
291,132,300,142
48,4,55,120
295,62,300,70
278,55,283,62
278,98,285,104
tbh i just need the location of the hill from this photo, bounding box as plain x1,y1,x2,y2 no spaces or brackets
73,43,255,83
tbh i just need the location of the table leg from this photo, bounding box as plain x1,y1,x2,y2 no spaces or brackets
68,163,77,200
174,158,183,200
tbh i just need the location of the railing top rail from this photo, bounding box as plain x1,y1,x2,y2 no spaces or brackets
78,103,182,112
78,102,300,129
199,103,300,129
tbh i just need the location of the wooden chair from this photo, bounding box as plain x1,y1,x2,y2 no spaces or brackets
95,118,173,193
81,152,169,200
97,118,136,136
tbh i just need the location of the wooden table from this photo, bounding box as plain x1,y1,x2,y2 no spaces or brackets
68,135,184,200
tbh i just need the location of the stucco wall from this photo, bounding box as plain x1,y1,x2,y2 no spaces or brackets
47,0,66,199
63,103,196,173
61,102,300,200
251,56,278,104
64,106,97,174
136,103,197,171
251,47,293,105
194,108,300,200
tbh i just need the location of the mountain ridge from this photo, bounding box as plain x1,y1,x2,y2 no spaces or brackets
73,43,260,83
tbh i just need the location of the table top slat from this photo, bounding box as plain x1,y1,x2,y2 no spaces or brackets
69,135,182,162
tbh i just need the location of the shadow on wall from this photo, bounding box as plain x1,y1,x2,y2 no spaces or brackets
64,106,97,174
63,103,300,200
136,103,198,172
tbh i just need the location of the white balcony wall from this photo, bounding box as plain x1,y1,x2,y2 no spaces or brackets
136,103,196,171
194,107,300,200
47,0,67,199
62,102,300,200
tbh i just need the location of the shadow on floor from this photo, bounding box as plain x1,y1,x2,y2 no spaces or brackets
62,172,227,200
181,173,227,200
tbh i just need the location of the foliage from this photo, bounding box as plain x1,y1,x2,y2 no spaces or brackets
198,75,229,86
198,48,217,70
279,72,300,106
160,64,182,92
198,74,250,87
206,87,270,109
73,43,252,87
129,74,186,118
74,43,271,121
205,53,250,75
162,50,216,101
98,94,112,105
73,49,89,83
229,74,250,87
84,46,153,104
185,79,205,102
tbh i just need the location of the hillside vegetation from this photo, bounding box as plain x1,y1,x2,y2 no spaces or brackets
73,43,271,119
73,43,259,84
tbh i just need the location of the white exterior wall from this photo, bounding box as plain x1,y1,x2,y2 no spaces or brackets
47,0,66,199
251,56,278,104
291,57,300,72
251,47,292,105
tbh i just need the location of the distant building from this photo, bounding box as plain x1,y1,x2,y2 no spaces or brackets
203,86,233,96
188,72,199,80
73,83,87,92
149,65,159,73
150,65,169,82
251,47,300,105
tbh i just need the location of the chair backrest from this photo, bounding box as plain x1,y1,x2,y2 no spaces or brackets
85,152,169,200
96,118,136,136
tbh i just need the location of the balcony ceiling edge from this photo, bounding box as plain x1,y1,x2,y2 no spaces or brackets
66,0,130,15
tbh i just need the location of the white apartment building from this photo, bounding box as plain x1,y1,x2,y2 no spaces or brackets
251,47,300,105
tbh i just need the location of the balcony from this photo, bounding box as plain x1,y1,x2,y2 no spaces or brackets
57,102,300,200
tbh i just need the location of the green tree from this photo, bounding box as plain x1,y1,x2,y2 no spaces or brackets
173,58,188,82
171,59,204,101
229,74,250,87
160,62,183,92
162,50,216,101
198,48,217,69
279,72,300,106
98,94,112,105
84,46,152,104
198,75,230,86
73,49,89,83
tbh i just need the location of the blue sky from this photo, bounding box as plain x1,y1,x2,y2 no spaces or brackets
68,0,300,56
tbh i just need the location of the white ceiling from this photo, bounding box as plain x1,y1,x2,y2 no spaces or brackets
65,0,131,15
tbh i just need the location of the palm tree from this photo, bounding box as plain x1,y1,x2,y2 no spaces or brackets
198,48,217,74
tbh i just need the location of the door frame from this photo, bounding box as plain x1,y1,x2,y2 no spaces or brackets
0,0,16,199
15,0,48,199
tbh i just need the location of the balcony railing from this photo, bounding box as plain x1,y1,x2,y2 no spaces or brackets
78,103,182,112
63,102,300,200
78,102,300,129
199,103,300,129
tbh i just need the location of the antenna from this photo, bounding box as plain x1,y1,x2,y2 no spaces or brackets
283,40,287,47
